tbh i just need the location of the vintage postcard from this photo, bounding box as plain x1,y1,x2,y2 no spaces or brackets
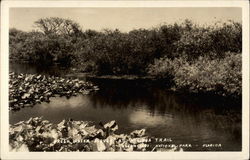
1,0,249,159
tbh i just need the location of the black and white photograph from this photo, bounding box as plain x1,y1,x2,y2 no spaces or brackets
0,0,249,159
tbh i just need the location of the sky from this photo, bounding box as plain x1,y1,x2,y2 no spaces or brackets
10,8,242,32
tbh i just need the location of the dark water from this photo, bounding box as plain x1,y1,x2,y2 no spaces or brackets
9,63,242,151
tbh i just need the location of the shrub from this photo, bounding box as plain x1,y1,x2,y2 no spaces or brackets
174,53,241,96
175,21,242,60
147,56,187,79
148,53,241,97
9,29,76,66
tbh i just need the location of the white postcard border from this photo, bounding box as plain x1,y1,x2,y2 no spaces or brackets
1,1,249,159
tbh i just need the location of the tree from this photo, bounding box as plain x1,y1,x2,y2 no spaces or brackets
34,17,82,37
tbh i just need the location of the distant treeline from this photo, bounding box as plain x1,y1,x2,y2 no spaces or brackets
9,17,242,97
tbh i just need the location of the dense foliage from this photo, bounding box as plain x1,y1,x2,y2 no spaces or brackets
148,53,241,97
9,17,242,96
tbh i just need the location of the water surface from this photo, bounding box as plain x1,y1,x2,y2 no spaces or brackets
9,63,242,151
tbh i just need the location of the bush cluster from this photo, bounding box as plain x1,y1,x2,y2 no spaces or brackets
9,18,242,96
148,53,241,97
10,18,241,75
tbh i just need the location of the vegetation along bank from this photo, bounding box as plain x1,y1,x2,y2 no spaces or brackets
9,17,242,97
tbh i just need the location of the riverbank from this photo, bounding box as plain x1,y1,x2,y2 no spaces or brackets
65,70,241,100
9,68,241,112
66,72,155,80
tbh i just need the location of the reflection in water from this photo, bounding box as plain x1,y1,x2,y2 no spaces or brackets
9,63,242,151
10,85,242,151
129,110,172,127
39,96,90,109
9,63,70,76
